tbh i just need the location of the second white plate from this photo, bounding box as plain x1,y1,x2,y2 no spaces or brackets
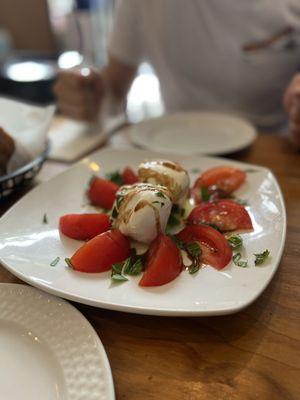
127,111,257,155
0,283,115,400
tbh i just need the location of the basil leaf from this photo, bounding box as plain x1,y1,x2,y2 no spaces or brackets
200,187,211,202
188,263,200,274
50,257,60,267
124,258,143,276
186,242,202,258
116,195,124,209
227,235,243,250
111,274,128,282
233,253,241,264
232,253,248,268
105,170,123,186
65,258,74,269
169,235,186,250
155,191,166,199
167,213,181,227
43,213,48,224
112,263,123,275
254,249,270,266
237,260,248,268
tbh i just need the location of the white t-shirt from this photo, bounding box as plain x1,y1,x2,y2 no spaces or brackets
109,0,300,127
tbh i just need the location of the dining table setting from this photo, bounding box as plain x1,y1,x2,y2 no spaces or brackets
0,108,299,400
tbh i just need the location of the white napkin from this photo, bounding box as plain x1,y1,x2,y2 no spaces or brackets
0,97,55,164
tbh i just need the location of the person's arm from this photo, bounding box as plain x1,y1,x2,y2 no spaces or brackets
53,55,137,122
283,73,300,149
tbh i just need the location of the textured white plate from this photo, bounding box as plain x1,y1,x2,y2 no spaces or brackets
127,112,257,155
0,149,285,316
0,283,115,400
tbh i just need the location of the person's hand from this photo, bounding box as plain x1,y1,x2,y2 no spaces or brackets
53,67,104,122
283,73,300,149
0,127,15,175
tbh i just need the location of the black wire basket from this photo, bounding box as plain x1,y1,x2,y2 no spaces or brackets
0,142,49,200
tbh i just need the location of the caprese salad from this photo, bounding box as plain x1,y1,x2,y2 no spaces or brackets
56,160,270,287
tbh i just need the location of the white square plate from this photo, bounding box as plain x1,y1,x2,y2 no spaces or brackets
0,149,286,316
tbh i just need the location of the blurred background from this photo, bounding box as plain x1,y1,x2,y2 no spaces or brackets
0,0,163,122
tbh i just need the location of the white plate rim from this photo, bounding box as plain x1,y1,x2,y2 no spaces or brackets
0,148,286,317
0,283,115,399
127,111,258,155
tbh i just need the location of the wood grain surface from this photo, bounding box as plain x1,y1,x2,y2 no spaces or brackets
0,132,299,400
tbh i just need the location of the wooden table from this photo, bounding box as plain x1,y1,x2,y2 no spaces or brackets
1,132,300,400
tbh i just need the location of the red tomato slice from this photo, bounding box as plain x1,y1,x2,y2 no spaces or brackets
177,225,232,270
139,234,183,287
59,213,110,240
188,200,253,232
122,167,139,185
87,176,119,209
70,230,130,273
192,166,246,203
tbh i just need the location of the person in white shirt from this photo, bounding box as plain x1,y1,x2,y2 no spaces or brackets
54,0,300,148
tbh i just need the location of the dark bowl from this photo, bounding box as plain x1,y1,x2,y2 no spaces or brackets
0,141,49,200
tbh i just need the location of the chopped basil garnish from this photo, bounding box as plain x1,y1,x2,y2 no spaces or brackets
123,258,143,276
254,249,270,266
116,195,124,209
111,263,128,282
111,263,122,274
111,274,128,282
169,235,186,250
167,205,183,228
155,191,166,199
227,235,243,250
170,236,202,274
111,255,143,284
152,201,160,204
186,242,202,258
105,170,123,185
232,253,248,268
65,258,73,269
43,213,48,224
188,264,200,274
200,187,211,202
50,257,60,267
167,213,181,227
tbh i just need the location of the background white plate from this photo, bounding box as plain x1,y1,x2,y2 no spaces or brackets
0,149,285,316
127,112,257,155
0,283,115,400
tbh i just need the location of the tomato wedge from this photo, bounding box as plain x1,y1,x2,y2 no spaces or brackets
188,200,253,232
122,167,139,185
139,234,183,287
87,176,119,209
192,166,246,203
59,213,110,240
177,225,232,270
70,230,130,273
